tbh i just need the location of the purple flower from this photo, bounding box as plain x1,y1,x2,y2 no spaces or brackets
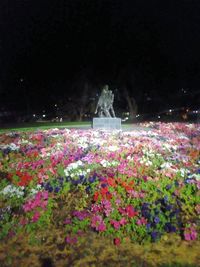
151,231,159,241
146,223,151,230
64,218,72,225
164,222,176,233
65,235,77,244
86,186,91,193
166,184,171,190
154,217,160,224
72,210,90,220
54,187,60,193
165,205,172,211
164,196,168,203
89,176,96,183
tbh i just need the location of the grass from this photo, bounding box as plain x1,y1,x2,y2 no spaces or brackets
0,121,140,133
0,121,92,132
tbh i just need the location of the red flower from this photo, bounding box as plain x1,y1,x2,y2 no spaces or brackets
101,187,108,196
114,238,121,246
126,205,138,218
93,192,99,201
107,178,117,187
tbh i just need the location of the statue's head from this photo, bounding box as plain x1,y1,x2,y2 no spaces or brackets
104,84,109,91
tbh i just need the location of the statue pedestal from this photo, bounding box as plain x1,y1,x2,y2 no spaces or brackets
92,117,121,130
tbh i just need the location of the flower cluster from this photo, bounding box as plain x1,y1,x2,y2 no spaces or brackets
0,184,24,198
0,122,199,246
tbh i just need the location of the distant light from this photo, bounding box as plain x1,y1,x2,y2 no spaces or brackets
136,114,140,117
122,117,129,122
169,109,172,112
55,104,57,107
158,115,160,118
20,78,24,82
42,114,46,118
33,114,36,117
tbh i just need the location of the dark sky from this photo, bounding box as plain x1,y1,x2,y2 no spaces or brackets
0,0,200,111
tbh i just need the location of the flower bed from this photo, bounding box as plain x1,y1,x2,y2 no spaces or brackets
0,122,199,266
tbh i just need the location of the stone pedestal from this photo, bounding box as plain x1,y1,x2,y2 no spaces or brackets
92,117,121,130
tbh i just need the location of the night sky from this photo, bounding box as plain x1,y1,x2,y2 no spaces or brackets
0,0,200,113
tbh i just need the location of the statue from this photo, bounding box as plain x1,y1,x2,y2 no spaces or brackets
95,85,116,117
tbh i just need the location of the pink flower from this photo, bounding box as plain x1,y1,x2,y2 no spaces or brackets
91,215,102,229
23,203,31,212
20,217,28,225
136,217,147,225
119,217,127,226
184,232,191,241
115,199,121,206
195,204,200,214
42,191,48,200
118,207,126,216
190,230,198,240
91,215,106,232
40,200,48,209
111,220,120,230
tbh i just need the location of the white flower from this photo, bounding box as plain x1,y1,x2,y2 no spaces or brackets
1,184,24,198
100,159,110,167
29,184,42,196
179,168,188,177
107,146,119,152
111,161,119,166
192,174,200,181
161,162,173,169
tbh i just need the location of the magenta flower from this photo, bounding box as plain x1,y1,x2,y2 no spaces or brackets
64,218,72,225
32,211,40,222
98,222,106,232
65,235,78,244
91,215,106,231
184,224,198,241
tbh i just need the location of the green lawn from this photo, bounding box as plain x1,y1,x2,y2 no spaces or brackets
0,121,137,133
0,121,92,132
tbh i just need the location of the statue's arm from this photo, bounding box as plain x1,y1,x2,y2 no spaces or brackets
95,99,100,114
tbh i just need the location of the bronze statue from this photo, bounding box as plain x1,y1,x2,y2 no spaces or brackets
95,85,116,117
